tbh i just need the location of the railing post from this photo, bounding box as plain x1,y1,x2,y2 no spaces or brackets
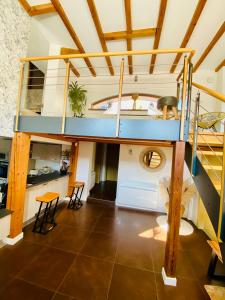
217,123,225,240
176,82,180,100
191,92,200,176
180,56,188,141
61,61,70,134
186,62,193,121
15,63,25,132
116,58,125,137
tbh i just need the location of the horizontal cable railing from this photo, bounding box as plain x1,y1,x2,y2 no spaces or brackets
189,84,225,239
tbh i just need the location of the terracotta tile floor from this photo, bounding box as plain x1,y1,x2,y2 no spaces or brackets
0,202,224,300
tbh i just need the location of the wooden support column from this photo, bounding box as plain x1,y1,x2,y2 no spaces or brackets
164,141,185,279
7,132,31,238
67,142,79,196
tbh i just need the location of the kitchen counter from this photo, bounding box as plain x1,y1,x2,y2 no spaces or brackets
0,208,12,219
27,171,69,189
24,173,69,224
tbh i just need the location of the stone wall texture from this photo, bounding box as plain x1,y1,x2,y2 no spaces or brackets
0,0,31,137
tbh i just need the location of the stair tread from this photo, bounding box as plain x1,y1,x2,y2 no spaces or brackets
197,150,223,156
203,164,222,171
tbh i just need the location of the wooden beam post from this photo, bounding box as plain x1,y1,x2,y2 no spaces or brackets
164,141,185,279
67,142,79,196
7,132,31,238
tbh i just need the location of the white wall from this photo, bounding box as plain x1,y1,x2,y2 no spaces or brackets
192,70,221,114
42,44,65,116
116,144,198,222
76,142,96,200
28,19,49,73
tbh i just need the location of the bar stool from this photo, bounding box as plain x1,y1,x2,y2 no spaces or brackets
68,181,84,210
157,96,179,120
33,192,59,234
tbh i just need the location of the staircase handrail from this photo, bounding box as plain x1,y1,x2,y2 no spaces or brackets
192,82,225,103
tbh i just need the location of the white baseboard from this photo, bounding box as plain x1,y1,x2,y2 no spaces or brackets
3,232,24,245
162,268,177,286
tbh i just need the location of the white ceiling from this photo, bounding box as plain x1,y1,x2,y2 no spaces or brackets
26,0,225,76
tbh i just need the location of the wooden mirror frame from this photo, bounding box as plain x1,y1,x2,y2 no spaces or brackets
140,148,166,172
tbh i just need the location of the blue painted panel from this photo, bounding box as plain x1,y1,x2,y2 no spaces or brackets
18,116,188,142
65,117,117,137
18,116,61,134
119,119,181,141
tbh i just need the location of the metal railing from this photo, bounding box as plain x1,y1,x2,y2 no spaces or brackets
189,85,225,239
15,48,195,139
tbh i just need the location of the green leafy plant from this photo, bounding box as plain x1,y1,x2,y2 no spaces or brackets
68,81,87,117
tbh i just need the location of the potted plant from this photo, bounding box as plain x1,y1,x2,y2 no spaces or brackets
68,81,87,117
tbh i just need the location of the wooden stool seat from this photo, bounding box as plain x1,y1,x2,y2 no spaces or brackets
68,181,85,210
36,192,60,203
33,192,60,234
69,181,85,189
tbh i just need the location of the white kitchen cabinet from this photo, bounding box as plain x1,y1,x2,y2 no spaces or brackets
23,176,69,224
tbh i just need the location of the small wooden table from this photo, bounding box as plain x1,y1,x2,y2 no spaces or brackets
68,181,84,210
33,192,59,234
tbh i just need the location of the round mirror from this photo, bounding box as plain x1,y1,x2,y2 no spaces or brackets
143,151,161,169
140,148,165,171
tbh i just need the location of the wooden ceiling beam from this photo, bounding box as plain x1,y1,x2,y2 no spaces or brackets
149,0,168,74
18,0,32,15
60,47,80,55
19,1,56,16
193,21,225,72
51,0,96,76
60,48,80,77
104,28,156,41
170,0,207,73
87,0,114,76
215,59,225,72
29,4,56,16
124,0,133,75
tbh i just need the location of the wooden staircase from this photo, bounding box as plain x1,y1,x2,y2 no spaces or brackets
189,132,224,194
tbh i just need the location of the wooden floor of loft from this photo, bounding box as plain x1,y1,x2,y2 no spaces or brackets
17,116,186,142
28,132,175,147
